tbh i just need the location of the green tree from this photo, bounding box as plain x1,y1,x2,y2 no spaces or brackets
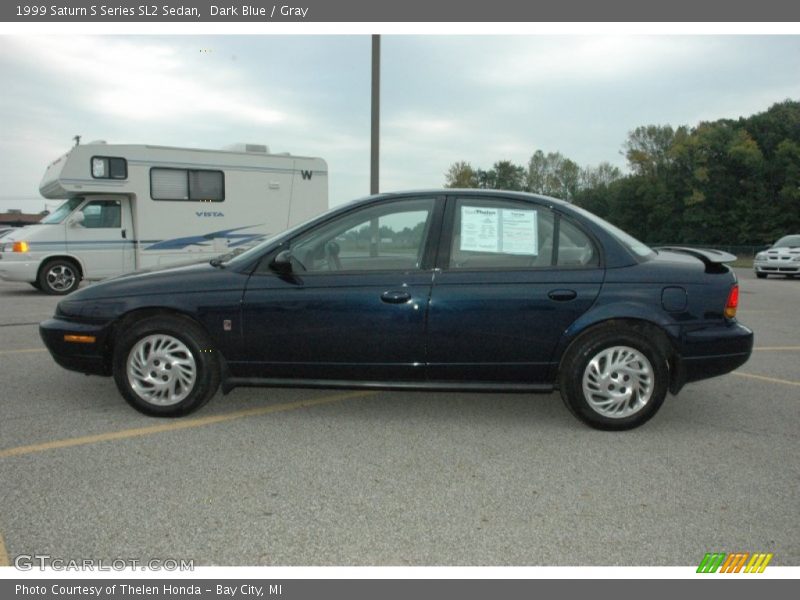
444,161,478,188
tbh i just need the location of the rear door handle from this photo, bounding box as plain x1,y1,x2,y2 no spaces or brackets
381,290,411,304
548,289,577,302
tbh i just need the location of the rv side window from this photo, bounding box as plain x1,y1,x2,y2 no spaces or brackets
150,168,225,202
91,156,127,180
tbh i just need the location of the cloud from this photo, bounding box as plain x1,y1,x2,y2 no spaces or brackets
4,36,289,125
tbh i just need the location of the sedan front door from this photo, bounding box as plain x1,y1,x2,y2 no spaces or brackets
236,196,443,382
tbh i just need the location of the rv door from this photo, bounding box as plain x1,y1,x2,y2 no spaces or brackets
65,197,134,279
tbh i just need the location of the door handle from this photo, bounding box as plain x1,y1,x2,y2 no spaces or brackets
121,229,127,239
381,290,411,304
548,289,577,302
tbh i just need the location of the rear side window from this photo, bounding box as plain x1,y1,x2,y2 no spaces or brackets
448,198,555,269
151,168,225,202
557,217,600,267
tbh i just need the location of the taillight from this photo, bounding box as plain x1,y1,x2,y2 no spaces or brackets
724,284,739,319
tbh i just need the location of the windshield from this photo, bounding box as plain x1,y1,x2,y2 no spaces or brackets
568,204,655,258
40,198,84,224
774,235,800,249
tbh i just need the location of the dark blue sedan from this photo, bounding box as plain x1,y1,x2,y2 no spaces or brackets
40,191,753,430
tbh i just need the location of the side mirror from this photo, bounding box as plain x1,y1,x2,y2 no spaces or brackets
271,249,294,274
69,211,85,227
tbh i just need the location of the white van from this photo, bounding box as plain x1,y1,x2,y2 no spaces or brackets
0,142,328,294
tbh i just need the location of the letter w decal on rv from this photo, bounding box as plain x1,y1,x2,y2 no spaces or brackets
301,170,313,180
145,225,268,251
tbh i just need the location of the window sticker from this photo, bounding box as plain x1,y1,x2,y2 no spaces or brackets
460,206,538,255
502,209,538,255
460,207,499,252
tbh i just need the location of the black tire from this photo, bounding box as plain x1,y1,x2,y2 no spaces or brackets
559,324,669,431
112,315,220,417
38,258,81,295
755,272,767,279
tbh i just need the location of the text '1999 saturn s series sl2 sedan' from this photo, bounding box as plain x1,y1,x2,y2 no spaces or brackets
40,191,754,430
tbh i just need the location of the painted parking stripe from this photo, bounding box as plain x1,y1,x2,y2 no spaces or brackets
0,348,47,355
732,372,800,387
752,346,800,351
0,391,373,460
0,530,8,567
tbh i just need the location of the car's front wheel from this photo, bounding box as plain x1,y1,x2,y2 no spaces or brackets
559,325,669,430
38,258,81,294
112,316,220,417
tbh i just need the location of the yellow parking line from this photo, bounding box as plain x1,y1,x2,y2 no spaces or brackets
0,390,373,460
0,348,46,355
732,372,800,387
0,530,9,567
753,346,800,351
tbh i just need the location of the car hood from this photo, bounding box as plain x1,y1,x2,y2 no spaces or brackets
67,261,247,301
761,247,800,257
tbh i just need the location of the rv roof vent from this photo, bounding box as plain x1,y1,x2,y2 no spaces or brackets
224,143,269,154
87,140,107,145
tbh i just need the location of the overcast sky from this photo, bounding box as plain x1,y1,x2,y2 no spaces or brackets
1,34,799,213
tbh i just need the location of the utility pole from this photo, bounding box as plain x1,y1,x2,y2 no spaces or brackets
370,35,380,195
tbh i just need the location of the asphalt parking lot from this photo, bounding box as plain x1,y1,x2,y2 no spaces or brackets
0,268,798,567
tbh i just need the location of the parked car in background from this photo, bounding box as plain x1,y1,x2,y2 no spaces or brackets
753,234,800,278
40,190,753,430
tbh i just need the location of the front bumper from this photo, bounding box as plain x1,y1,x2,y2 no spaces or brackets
671,321,754,392
754,260,800,275
39,317,113,376
0,254,39,282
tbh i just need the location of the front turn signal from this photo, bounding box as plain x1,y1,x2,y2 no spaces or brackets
64,335,96,343
12,241,29,253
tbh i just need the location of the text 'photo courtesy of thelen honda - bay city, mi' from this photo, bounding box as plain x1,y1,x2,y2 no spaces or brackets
0,141,328,294
39,190,753,430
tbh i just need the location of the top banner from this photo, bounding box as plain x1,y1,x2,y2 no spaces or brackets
2,0,800,22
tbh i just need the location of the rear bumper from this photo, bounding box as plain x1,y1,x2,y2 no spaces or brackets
671,321,754,392
39,318,113,376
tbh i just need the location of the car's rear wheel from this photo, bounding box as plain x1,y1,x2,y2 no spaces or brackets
113,316,220,417
38,258,80,294
756,272,767,279
559,325,668,430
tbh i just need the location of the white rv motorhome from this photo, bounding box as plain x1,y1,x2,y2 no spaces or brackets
0,142,328,294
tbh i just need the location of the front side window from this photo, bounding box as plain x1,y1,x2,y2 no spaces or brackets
287,198,436,273
79,200,121,228
151,168,224,202
448,198,555,269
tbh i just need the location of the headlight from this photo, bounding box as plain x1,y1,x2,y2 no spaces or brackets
0,241,29,253
755,252,767,260
792,255,800,262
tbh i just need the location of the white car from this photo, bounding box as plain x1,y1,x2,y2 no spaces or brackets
754,234,800,278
